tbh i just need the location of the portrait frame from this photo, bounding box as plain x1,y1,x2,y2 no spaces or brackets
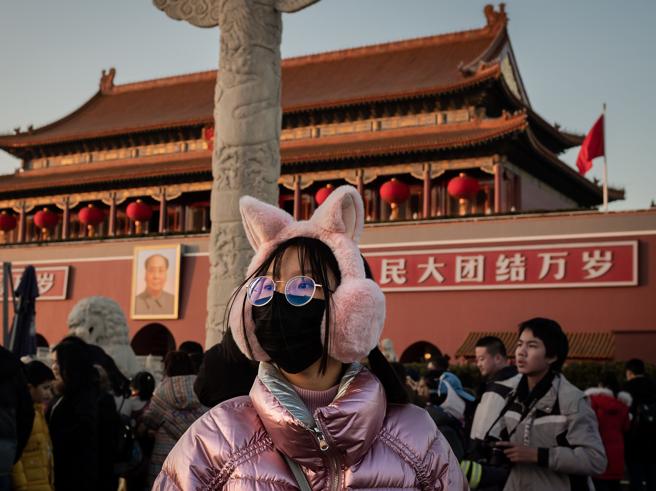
130,244,182,320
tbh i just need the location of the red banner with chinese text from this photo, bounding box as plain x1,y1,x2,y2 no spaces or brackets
363,241,637,291
0,266,70,300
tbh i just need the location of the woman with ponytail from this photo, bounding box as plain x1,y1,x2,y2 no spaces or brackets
153,186,465,490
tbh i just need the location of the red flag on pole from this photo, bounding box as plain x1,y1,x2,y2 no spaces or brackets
576,114,605,175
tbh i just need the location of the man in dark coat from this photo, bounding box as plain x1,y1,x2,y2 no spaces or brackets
193,331,258,408
0,346,34,491
624,358,656,491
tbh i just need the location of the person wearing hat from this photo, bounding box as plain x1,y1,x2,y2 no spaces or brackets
153,186,465,490
438,372,476,422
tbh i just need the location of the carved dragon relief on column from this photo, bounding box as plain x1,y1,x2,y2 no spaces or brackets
153,0,320,346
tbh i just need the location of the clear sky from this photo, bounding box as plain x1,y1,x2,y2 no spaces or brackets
1,0,654,210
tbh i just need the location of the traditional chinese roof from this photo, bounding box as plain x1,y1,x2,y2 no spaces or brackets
283,113,528,164
0,4,576,154
514,122,623,205
494,74,584,153
455,331,615,360
0,111,619,206
0,152,211,198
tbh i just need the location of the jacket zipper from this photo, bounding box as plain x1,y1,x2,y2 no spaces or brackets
328,455,341,491
311,426,330,451
313,418,342,491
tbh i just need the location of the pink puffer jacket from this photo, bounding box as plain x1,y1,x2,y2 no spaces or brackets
153,363,466,490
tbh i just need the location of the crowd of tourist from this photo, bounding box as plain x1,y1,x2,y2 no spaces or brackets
2,320,655,491
0,334,257,491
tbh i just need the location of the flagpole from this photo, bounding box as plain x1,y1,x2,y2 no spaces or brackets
602,103,609,212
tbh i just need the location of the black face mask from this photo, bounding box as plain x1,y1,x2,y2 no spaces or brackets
252,291,325,374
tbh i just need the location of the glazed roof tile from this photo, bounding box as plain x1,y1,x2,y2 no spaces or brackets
0,19,506,147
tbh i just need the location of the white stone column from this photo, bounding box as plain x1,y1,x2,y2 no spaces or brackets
153,0,321,347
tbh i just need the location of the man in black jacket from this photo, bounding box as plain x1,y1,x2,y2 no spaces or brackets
193,331,258,408
624,358,656,491
0,346,34,491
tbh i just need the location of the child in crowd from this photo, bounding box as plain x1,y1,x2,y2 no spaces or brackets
119,371,155,421
12,361,55,491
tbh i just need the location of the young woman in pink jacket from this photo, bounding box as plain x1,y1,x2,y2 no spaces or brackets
153,186,465,490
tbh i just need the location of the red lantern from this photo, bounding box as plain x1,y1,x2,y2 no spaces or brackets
447,173,480,199
126,199,153,234
380,178,410,204
0,211,17,232
380,178,410,220
34,208,59,229
315,184,334,205
203,126,215,151
78,204,104,226
33,208,58,240
78,204,104,237
126,199,153,222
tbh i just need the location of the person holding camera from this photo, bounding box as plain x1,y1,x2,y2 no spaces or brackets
462,318,607,490
492,318,606,491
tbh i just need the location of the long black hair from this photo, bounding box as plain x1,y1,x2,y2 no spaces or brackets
361,256,409,404
225,236,409,404
53,336,98,396
56,335,130,397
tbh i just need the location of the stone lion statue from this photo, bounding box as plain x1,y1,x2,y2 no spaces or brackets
67,296,140,378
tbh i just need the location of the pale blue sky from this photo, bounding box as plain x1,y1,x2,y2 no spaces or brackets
1,1,654,210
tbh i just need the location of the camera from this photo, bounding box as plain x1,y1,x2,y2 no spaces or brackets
477,438,511,468
489,445,511,468
462,440,512,489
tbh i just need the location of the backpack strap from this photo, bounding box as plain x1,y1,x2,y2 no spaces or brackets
281,453,312,491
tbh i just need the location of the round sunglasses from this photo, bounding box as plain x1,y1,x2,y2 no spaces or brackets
246,275,324,307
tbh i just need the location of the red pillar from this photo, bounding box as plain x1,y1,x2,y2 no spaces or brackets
108,195,117,236
422,167,431,219
356,170,364,200
61,199,70,240
293,175,302,220
17,204,26,243
494,163,503,213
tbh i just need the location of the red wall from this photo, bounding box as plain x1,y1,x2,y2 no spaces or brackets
31,256,209,349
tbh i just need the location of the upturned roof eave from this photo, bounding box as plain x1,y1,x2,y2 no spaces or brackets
496,75,585,150
521,128,619,207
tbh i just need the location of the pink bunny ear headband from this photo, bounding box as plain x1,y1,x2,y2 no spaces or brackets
228,185,386,363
